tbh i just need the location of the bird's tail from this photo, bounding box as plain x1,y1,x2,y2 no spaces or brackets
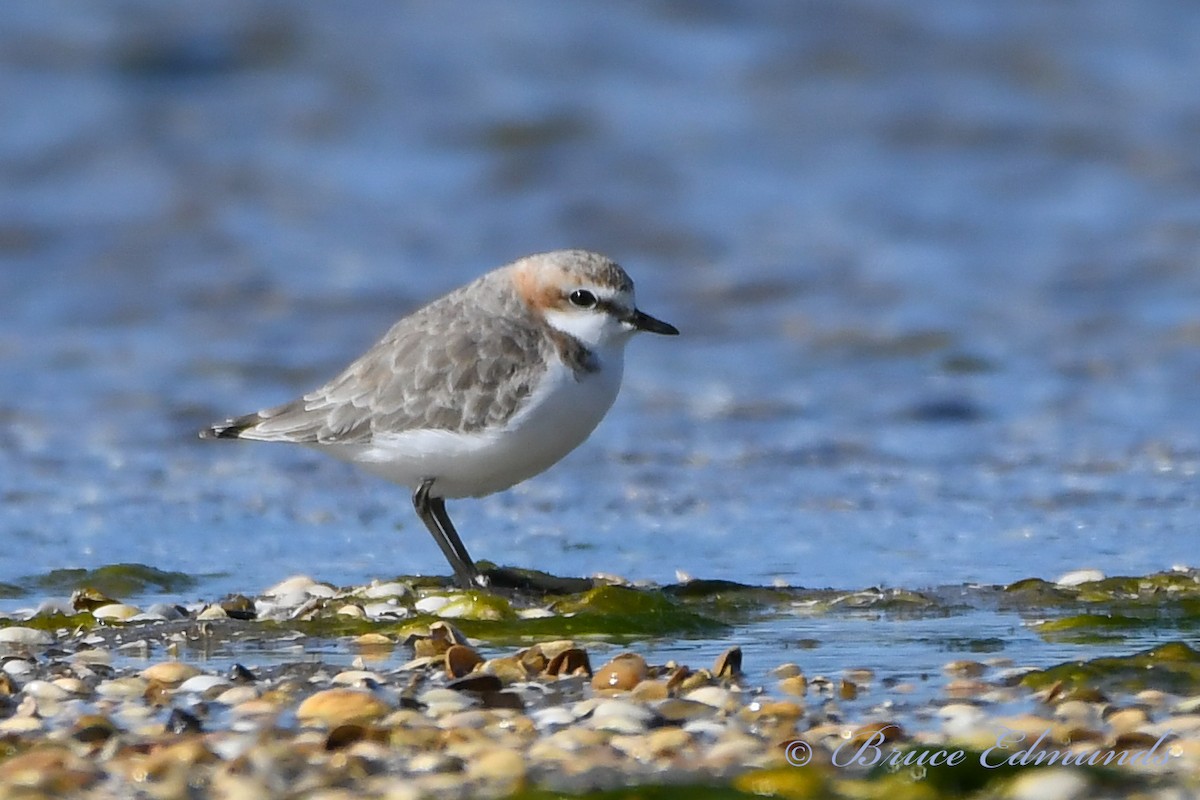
198,413,263,440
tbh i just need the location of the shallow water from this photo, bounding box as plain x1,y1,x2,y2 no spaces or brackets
3,3,1200,682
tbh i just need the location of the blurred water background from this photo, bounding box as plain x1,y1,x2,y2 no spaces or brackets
3,1,1200,605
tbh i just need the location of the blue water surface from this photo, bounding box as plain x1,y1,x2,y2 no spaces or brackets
2,2,1200,606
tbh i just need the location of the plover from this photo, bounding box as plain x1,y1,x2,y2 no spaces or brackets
200,250,678,589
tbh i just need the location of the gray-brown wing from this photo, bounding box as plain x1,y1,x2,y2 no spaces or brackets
217,274,551,444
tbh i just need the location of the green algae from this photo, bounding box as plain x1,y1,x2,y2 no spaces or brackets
25,563,198,596
0,612,95,632
1021,641,1200,695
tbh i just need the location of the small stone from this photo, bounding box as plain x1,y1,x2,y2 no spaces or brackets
0,627,53,646
655,698,717,723
446,674,503,694
96,677,149,699
1006,766,1091,800
215,686,259,706
336,604,366,618
296,689,390,727
713,646,742,679
331,670,383,688
0,746,100,791
22,680,70,701
482,656,530,685
363,581,414,600
141,662,200,686
686,686,736,711
1105,707,1149,734
590,699,655,733
415,596,450,614
531,707,575,729
631,680,670,702
467,747,526,783
362,602,409,620
544,647,592,677
3,659,35,677
354,633,394,648
1055,700,1102,728
591,653,648,691
418,687,477,716
779,675,808,697
771,663,802,679
196,604,228,620
1055,569,1105,587
177,675,231,696
91,603,140,622
445,644,484,679
1173,695,1200,714
51,678,90,697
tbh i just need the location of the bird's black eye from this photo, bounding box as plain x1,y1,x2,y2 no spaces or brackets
569,289,597,308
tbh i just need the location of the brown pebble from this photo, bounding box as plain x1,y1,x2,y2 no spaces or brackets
745,700,805,721
143,681,171,708
631,680,670,702
0,746,100,792
771,663,803,679
665,665,691,693
1105,707,1149,734
354,633,393,648
545,647,592,677
713,646,742,679
851,721,904,744
678,669,714,693
518,645,548,674
839,679,858,700
446,674,504,694
445,644,484,679
779,675,808,697
483,656,531,685
141,662,201,686
465,747,526,784
591,653,648,691
296,689,390,727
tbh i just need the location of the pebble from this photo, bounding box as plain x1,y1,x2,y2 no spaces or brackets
531,706,576,729
91,603,141,621
1007,766,1091,800
1055,568,1106,587
418,688,477,716
685,686,736,711
589,699,655,733
0,572,1193,798
177,675,231,695
362,602,410,620
778,675,807,697
141,662,201,686
362,581,414,600
590,653,648,691
0,627,53,646
296,689,390,726
415,596,451,614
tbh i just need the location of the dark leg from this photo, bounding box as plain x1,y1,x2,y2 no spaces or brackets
412,479,481,590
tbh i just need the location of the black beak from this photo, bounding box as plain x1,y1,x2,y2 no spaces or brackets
629,308,679,335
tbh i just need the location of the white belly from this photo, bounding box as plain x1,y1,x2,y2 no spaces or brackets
322,350,625,498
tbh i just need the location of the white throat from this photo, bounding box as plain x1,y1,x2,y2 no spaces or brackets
541,308,633,351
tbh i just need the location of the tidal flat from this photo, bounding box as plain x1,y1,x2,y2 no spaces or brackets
0,565,1196,798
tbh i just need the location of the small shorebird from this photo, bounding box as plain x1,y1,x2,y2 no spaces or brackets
200,250,678,589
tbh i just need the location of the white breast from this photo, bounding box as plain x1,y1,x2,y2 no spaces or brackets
333,345,626,499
